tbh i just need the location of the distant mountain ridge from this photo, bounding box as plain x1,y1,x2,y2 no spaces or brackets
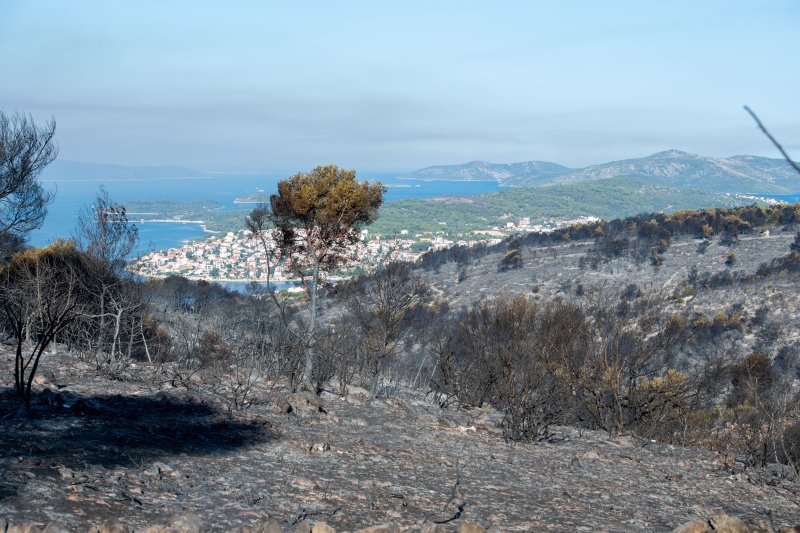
40,160,204,181
403,150,800,193
404,160,574,186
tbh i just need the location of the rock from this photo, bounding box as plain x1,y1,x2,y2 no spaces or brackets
42,523,71,533
581,450,601,461
293,523,312,533
420,525,447,533
310,442,331,453
88,520,129,533
709,512,751,533
246,415,273,428
7,524,44,533
33,369,56,385
311,523,335,533
169,514,204,533
144,462,176,477
271,396,292,414
41,388,61,406
242,519,282,533
672,513,761,533
291,477,318,490
671,518,709,533
352,524,401,533
57,467,75,480
288,391,324,417
458,523,486,533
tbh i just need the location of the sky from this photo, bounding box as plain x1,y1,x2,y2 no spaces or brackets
1,1,798,172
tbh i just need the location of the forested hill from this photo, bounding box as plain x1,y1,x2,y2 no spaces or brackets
403,150,800,192
370,177,753,237
403,160,574,186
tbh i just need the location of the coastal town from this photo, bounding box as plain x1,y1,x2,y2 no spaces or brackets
128,216,600,283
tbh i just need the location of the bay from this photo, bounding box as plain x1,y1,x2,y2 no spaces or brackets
760,192,800,204
30,172,500,255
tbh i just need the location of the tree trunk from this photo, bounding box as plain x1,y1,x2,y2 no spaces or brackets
140,320,152,363
302,256,321,384
127,318,135,359
111,307,122,360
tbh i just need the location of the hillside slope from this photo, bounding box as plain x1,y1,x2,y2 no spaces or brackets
1,349,798,531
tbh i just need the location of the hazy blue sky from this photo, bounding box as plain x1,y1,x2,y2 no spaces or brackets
1,1,798,171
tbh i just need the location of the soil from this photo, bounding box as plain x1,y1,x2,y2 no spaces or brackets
1,349,799,532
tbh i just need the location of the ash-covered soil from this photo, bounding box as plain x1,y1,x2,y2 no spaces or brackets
1,350,799,532
423,230,797,308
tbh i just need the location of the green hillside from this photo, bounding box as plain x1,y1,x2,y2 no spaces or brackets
371,177,754,237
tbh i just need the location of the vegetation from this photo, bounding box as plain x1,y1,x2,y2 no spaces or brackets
0,241,94,408
0,111,57,255
2,125,800,480
248,165,385,385
371,177,754,238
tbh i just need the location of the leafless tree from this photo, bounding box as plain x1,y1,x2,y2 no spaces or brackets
76,186,138,272
74,187,139,363
342,263,429,396
0,111,57,243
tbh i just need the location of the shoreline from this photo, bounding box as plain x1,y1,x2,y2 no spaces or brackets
133,273,292,283
135,218,206,224
131,272,347,285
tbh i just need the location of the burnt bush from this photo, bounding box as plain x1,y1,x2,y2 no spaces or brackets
621,283,642,300
780,421,800,470
498,248,523,271
427,294,719,441
792,232,800,252
429,296,578,439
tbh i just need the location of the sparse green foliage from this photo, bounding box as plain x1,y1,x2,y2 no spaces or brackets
260,165,385,385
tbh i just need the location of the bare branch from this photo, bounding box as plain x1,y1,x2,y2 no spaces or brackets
743,105,800,175
0,111,58,239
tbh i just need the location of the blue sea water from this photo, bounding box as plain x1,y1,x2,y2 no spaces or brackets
761,192,800,204
30,173,500,256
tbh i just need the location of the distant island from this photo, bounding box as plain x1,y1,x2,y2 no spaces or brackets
403,150,800,192
233,190,268,204
39,160,205,181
